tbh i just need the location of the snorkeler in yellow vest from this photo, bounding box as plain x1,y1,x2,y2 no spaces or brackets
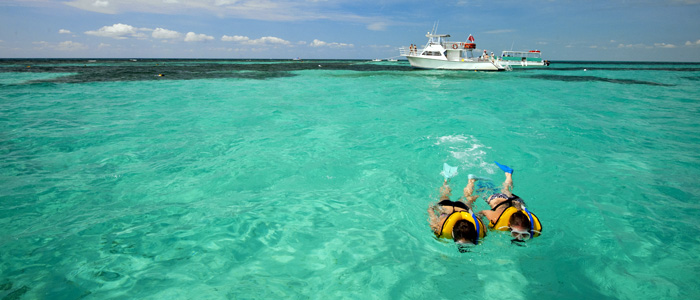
474,162,542,242
428,164,487,249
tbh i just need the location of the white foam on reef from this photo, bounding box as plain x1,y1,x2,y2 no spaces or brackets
434,134,495,174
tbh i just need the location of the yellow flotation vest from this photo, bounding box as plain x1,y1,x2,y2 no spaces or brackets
438,211,487,241
490,207,542,237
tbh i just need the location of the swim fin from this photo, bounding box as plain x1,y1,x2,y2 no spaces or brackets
442,163,458,180
494,161,513,174
468,174,491,181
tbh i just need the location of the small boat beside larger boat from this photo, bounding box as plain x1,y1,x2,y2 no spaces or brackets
500,50,550,67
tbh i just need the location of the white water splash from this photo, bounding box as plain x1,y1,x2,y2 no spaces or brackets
435,135,495,175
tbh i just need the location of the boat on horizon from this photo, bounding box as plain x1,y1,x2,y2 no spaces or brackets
500,50,550,67
400,28,506,71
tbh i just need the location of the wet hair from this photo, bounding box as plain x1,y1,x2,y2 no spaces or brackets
509,210,531,229
452,219,478,245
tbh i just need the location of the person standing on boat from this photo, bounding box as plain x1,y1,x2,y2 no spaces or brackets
471,162,542,243
428,175,487,251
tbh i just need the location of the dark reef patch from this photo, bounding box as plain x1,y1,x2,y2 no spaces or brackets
527,74,675,86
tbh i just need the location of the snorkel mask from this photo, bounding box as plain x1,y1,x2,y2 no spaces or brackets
500,207,539,243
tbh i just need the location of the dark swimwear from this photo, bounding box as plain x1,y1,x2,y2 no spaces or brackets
489,194,523,211
438,199,469,211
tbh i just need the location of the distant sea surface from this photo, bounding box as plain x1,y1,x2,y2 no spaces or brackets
1,59,699,299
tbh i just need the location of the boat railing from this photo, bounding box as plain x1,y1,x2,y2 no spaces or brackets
399,46,421,56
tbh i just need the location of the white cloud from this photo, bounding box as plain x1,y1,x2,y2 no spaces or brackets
221,35,251,42
617,43,651,49
34,40,87,51
221,35,290,45
654,43,676,48
184,32,214,42
214,0,237,5
310,39,353,48
56,41,88,51
59,29,72,34
685,39,700,46
93,0,108,7
257,36,290,45
85,23,147,39
152,28,182,39
98,43,111,49
63,0,383,26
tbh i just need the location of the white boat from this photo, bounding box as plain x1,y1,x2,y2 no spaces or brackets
400,30,506,71
500,50,550,67
372,59,382,62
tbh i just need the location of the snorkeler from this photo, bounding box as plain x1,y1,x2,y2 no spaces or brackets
475,162,542,242
427,174,487,248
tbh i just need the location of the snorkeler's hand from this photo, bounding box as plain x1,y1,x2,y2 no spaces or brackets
494,161,513,174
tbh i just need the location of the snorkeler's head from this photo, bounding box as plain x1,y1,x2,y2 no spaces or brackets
508,211,532,241
452,219,478,245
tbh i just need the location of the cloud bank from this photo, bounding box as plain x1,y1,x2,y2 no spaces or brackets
221,35,291,45
152,28,182,39
85,23,148,39
185,32,214,42
310,39,354,48
63,0,388,28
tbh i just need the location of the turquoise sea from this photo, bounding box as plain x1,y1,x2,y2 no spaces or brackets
1,59,699,299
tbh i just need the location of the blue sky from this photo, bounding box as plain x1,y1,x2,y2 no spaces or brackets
1,0,699,61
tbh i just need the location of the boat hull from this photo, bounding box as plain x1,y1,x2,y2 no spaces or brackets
407,56,504,71
499,60,546,67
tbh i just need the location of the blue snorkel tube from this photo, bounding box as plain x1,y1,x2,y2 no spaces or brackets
524,207,534,238
471,211,480,244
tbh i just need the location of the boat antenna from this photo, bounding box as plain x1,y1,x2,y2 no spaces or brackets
510,41,514,51
432,21,439,35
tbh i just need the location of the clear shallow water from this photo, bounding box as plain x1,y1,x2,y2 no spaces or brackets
1,60,699,299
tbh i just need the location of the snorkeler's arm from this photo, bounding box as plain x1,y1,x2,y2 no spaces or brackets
427,207,440,234
479,209,498,225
